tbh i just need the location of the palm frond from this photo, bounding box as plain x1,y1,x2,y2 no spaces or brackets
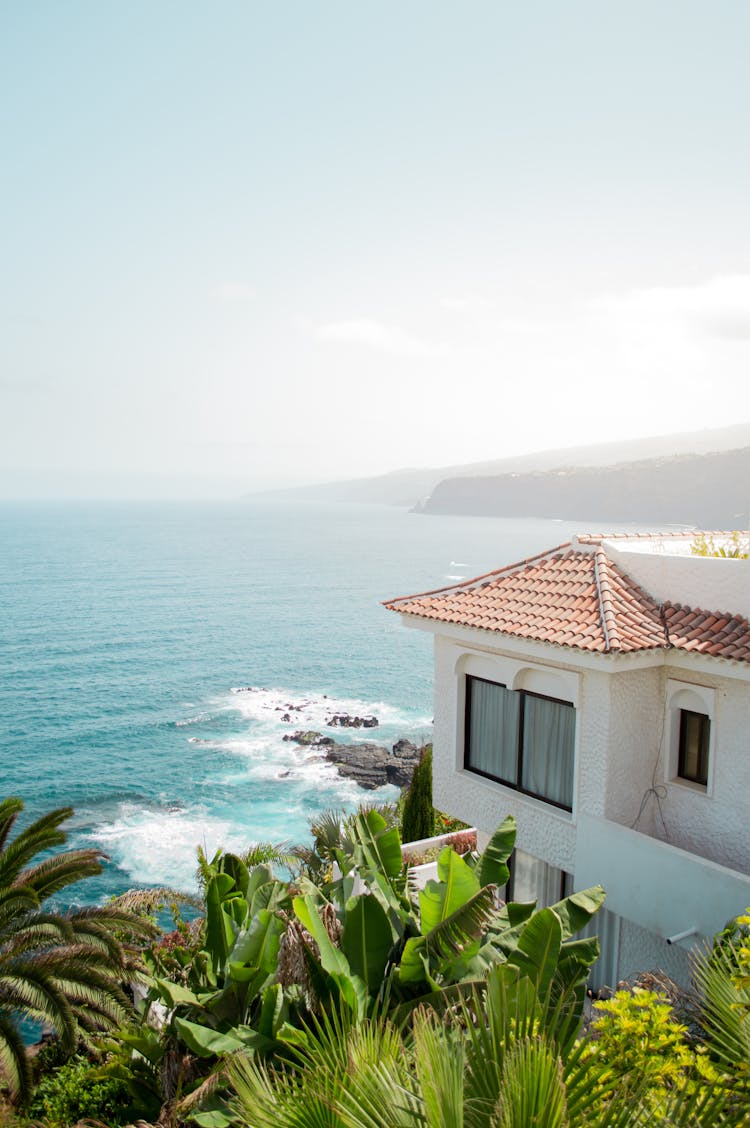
412,1007,464,1127
0,1009,33,1104
493,1035,567,1128
17,849,105,900
692,940,750,1070
0,805,74,888
109,885,203,915
0,799,23,855
0,966,77,1049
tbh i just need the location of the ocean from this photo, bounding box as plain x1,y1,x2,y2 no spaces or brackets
0,499,582,905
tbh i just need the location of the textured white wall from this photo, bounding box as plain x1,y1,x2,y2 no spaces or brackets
660,666,750,870
603,539,750,619
616,918,692,986
575,814,750,944
603,667,666,834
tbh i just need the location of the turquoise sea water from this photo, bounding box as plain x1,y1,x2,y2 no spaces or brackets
0,500,581,904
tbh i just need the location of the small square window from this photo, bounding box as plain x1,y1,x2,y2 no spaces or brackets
678,710,710,786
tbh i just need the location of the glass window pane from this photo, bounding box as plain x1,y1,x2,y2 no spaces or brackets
679,710,709,785
466,678,519,784
521,694,575,809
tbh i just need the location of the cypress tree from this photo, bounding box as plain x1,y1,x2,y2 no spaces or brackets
401,744,434,844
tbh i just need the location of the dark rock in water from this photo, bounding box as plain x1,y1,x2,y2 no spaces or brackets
323,741,421,790
282,730,335,747
326,713,379,729
281,713,291,722
392,738,418,757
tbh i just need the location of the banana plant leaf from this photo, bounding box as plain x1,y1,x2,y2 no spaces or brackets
348,809,404,881
505,907,562,1002
218,851,250,897
173,1016,276,1058
547,885,606,940
341,892,396,993
204,871,238,969
419,849,481,935
294,894,352,979
476,814,516,888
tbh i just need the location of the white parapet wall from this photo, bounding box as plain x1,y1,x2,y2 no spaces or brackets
575,814,750,946
600,536,750,621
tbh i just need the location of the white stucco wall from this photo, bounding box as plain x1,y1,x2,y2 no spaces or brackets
575,814,750,945
616,918,692,986
603,539,750,620
603,666,666,834
659,666,750,871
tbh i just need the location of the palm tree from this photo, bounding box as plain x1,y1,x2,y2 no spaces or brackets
0,796,155,1103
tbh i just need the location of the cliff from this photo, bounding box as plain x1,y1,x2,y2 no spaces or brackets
417,448,750,527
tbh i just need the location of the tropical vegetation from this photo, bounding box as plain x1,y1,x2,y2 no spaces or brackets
2,793,750,1126
0,797,155,1103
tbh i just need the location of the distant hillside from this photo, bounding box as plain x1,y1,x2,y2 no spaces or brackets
253,421,750,508
418,447,750,527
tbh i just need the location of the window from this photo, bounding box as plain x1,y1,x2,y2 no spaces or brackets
678,709,710,786
464,676,575,810
666,681,714,793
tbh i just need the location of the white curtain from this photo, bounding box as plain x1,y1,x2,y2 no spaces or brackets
511,847,565,905
521,694,575,809
467,678,519,782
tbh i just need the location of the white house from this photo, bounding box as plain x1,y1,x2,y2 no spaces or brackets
385,531,750,987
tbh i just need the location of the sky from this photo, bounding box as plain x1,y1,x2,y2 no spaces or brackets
2,1,750,498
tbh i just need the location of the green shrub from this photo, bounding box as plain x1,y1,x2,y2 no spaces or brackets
588,987,718,1110
691,532,749,559
28,1055,133,1128
400,745,434,843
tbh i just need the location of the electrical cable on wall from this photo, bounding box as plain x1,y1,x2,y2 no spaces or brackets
630,676,670,841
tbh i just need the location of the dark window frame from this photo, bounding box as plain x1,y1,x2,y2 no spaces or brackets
463,675,575,812
677,708,710,787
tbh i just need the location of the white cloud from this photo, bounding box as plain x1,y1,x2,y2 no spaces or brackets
213,283,257,302
313,318,445,357
592,274,750,340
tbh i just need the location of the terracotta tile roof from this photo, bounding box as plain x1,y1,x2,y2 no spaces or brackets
662,603,750,662
384,541,750,663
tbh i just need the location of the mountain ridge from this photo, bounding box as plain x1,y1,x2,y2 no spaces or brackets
251,421,750,509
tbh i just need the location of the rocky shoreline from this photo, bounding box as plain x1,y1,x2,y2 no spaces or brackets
230,689,429,791
283,728,423,789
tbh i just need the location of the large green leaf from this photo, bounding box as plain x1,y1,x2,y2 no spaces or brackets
230,909,284,976
547,885,606,940
293,894,351,978
204,872,238,969
350,810,404,881
341,893,394,992
398,936,441,987
506,908,562,1001
245,863,275,905
153,978,203,1009
400,886,496,985
219,851,250,897
173,1017,248,1057
173,1017,274,1058
257,982,285,1040
477,815,516,888
419,849,480,935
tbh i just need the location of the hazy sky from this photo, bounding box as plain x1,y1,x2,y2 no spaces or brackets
3,1,750,497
